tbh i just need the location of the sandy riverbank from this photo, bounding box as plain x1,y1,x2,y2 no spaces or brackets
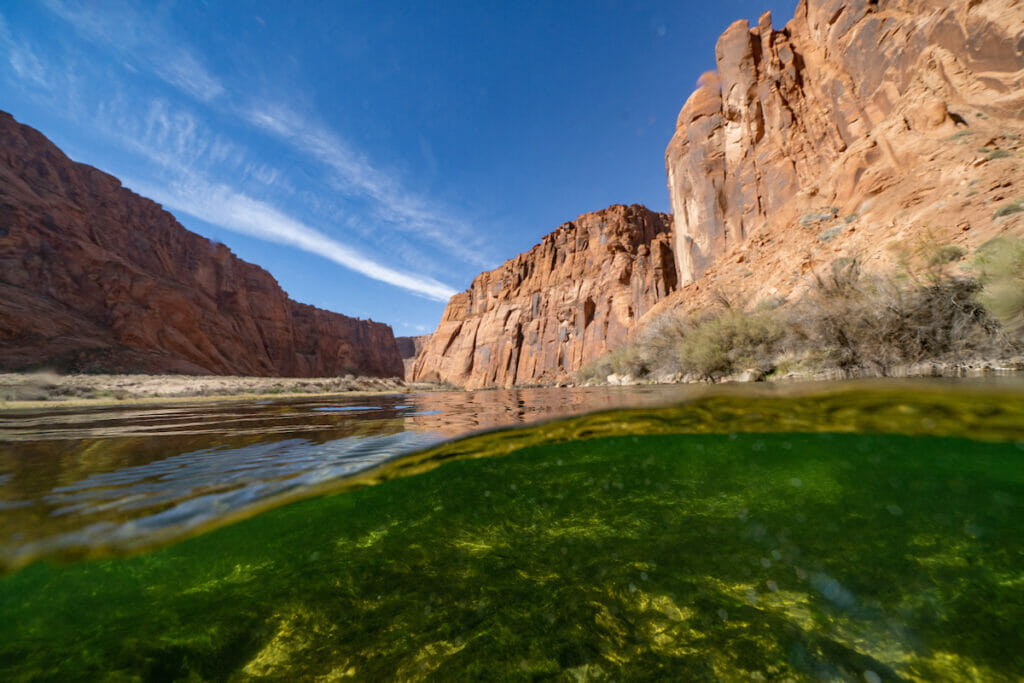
0,373,456,410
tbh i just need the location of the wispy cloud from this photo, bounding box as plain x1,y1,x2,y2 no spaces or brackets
127,177,458,302
103,100,458,299
245,104,494,268
40,0,224,101
0,13,49,87
10,1,473,300
152,51,224,102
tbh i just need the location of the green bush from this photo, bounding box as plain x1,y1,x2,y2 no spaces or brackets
818,225,842,242
800,207,839,227
994,199,1024,219
974,237,1024,337
987,149,1011,160
576,343,648,384
677,308,785,379
930,244,965,266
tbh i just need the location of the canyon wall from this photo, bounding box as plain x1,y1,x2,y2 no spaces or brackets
395,335,430,381
0,112,404,377
411,205,675,388
666,0,1024,294
417,0,1024,389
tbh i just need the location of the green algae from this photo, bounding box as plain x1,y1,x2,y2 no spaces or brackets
2,425,1023,680
5,382,1024,573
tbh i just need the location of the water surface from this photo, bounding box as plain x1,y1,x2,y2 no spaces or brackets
2,381,1023,679
0,385,694,567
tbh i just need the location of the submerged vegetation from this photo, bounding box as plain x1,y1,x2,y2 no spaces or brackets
2,388,1024,679
580,238,1024,384
2,383,1024,679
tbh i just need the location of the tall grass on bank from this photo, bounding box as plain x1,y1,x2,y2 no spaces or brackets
577,239,1023,384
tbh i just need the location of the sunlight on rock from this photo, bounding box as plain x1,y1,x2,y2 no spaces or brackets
243,607,343,678
396,639,467,679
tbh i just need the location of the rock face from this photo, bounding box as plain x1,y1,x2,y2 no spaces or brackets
0,112,404,377
395,335,430,381
666,0,1024,289
411,205,675,388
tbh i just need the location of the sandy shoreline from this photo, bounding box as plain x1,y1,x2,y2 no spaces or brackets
0,373,454,410
4,358,1022,412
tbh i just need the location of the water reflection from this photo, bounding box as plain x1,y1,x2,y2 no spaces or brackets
3,379,1022,570
0,385,696,568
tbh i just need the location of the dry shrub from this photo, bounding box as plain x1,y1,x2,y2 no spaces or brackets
580,238,1022,385
632,312,691,377
791,257,995,373
677,307,785,379
576,343,648,384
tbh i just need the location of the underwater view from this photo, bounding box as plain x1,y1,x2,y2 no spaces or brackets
2,381,1024,680
3,0,1023,679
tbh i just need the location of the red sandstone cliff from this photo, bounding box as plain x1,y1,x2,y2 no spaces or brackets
411,205,675,388
0,112,404,377
663,0,1024,305
416,0,1024,389
395,335,430,381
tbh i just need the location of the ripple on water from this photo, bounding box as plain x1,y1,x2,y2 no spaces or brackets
1,379,1023,572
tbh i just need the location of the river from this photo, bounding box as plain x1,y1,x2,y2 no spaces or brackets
1,379,1023,679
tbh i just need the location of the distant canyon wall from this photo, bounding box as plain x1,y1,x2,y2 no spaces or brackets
666,0,1024,286
396,335,430,381
411,205,676,388
0,112,404,377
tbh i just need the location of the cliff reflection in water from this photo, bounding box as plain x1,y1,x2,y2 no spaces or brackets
0,385,695,569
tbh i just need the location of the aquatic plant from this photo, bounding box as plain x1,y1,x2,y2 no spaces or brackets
2,416,1023,679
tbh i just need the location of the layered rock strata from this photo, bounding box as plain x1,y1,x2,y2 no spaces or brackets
411,205,676,388
666,0,1024,293
0,112,404,377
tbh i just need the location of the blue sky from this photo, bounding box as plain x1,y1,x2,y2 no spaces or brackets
1,0,795,335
